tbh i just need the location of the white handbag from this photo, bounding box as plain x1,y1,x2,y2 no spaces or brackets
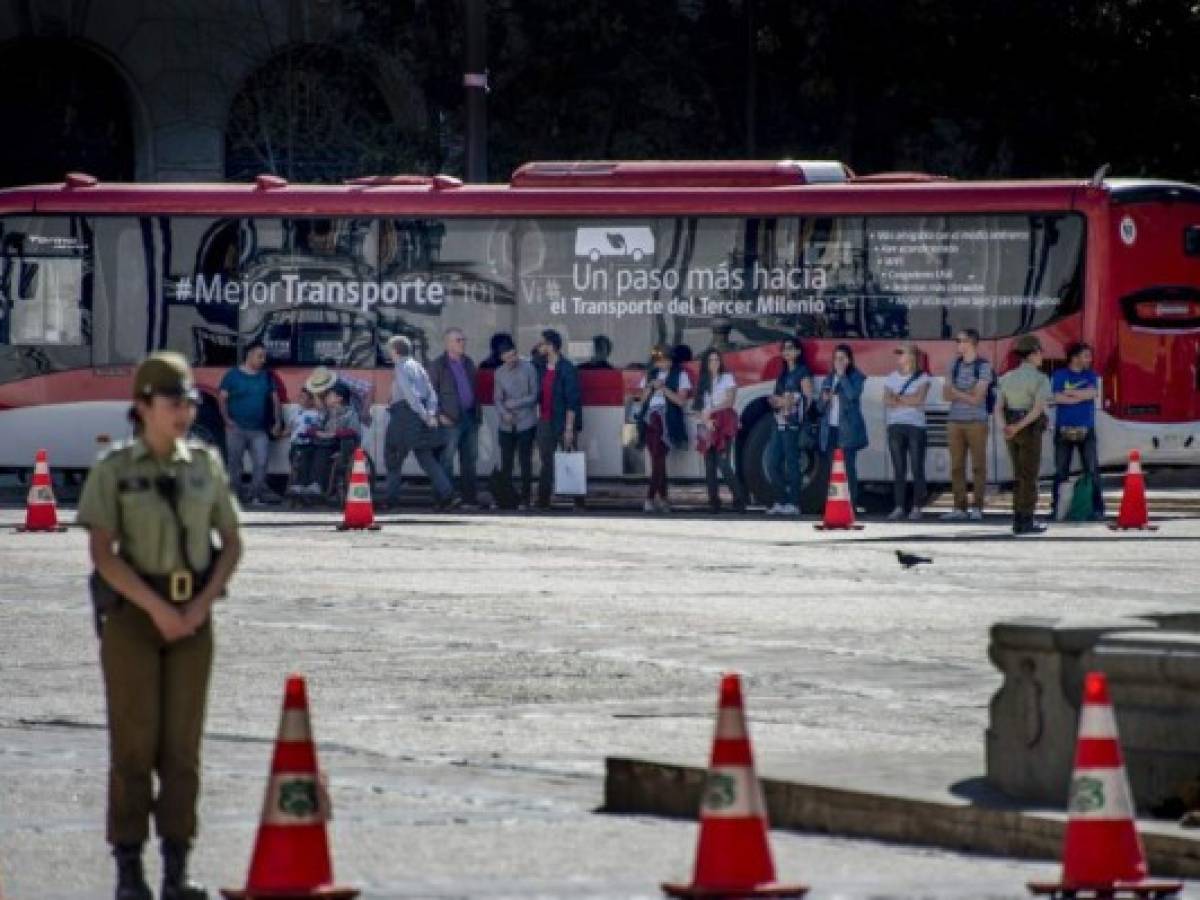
553,450,588,496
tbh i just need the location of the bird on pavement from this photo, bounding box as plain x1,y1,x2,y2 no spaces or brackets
895,550,933,569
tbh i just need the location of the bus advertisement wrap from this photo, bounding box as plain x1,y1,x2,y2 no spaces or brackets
1,168,1199,481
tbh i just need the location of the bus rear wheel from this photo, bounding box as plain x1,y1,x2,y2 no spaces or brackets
740,415,823,513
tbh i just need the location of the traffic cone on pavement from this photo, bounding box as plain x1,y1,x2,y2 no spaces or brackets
1028,671,1181,899
662,674,808,899
1109,450,1156,531
814,449,862,531
222,675,359,900
336,448,379,531
16,449,67,533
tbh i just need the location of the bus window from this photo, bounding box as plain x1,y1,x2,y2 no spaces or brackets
519,213,1087,361
860,213,1083,340
380,218,516,365
91,217,242,367
0,217,90,347
238,217,378,366
516,218,656,366
986,214,1084,338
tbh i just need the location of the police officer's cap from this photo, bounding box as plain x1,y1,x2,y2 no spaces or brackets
133,352,200,402
1013,335,1043,356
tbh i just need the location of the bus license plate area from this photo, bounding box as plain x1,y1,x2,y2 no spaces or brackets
1154,433,1191,451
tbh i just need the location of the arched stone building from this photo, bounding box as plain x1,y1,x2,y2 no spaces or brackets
0,1,430,185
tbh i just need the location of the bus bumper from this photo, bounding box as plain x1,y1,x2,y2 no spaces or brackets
1097,413,1200,467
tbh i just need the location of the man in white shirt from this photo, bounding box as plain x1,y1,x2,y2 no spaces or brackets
382,335,458,510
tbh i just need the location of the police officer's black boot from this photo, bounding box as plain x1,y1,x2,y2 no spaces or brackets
161,840,208,900
113,843,152,900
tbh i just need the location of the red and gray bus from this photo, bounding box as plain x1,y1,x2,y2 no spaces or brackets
2,161,1198,507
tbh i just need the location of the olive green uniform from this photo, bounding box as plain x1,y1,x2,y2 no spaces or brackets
998,363,1052,517
77,437,239,846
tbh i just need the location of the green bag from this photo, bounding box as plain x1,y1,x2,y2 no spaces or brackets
1067,472,1096,521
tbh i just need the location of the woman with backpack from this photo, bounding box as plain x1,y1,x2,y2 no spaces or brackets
883,342,932,520
635,344,692,513
816,343,868,511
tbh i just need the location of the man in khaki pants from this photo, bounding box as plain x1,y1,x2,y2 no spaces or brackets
942,328,994,521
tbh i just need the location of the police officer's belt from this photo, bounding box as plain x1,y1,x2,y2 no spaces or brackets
90,472,217,635
148,471,214,604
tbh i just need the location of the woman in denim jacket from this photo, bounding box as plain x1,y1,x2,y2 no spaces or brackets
816,343,868,509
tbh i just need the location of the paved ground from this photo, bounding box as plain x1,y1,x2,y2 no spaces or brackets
2,501,1199,898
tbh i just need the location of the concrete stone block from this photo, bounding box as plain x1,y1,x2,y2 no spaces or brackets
1089,630,1200,814
604,757,1200,877
985,615,1157,807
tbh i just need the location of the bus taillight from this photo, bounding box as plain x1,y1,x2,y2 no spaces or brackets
1138,301,1198,319
1121,288,1200,329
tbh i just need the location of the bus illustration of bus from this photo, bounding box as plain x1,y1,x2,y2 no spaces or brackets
574,226,654,262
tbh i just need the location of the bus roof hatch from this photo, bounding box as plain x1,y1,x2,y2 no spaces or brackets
510,159,852,188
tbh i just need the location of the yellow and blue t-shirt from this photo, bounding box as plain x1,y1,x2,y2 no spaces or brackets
1051,368,1098,428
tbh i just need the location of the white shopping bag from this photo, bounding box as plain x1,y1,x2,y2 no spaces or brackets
553,450,588,496
1055,477,1076,521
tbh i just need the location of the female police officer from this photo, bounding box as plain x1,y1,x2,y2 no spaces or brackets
77,352,242,900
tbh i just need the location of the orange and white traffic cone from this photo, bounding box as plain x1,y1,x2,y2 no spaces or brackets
814,449,862,531
1109,450,1157,531
336,448,379,531
222,675,359,900
1028,671,1181,899
662,673,808,899
16,449,67,533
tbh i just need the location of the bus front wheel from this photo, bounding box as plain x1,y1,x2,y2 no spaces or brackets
740,415,824,513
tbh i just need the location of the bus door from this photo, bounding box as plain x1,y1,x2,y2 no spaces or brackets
1108,201,1200,450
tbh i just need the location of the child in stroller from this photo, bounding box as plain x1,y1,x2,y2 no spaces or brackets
287,388,324,499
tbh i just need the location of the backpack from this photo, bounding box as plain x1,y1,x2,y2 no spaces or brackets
953,358,997,415
1068,472,1097,522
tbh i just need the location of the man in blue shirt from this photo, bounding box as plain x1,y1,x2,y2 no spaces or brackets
218,341,283,505
1051,342,1103,519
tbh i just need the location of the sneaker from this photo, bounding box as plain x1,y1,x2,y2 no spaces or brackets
908,507,924,521
887,506,905,521
305,483,323,495
968,508,984,522
657,499,672,514
517,503,529,512
780,504,799,515
766,503,783,516
940,509,968,521
644,499,657,513
459,502,479,512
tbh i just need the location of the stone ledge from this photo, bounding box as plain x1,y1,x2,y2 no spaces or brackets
604,757,1200,879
